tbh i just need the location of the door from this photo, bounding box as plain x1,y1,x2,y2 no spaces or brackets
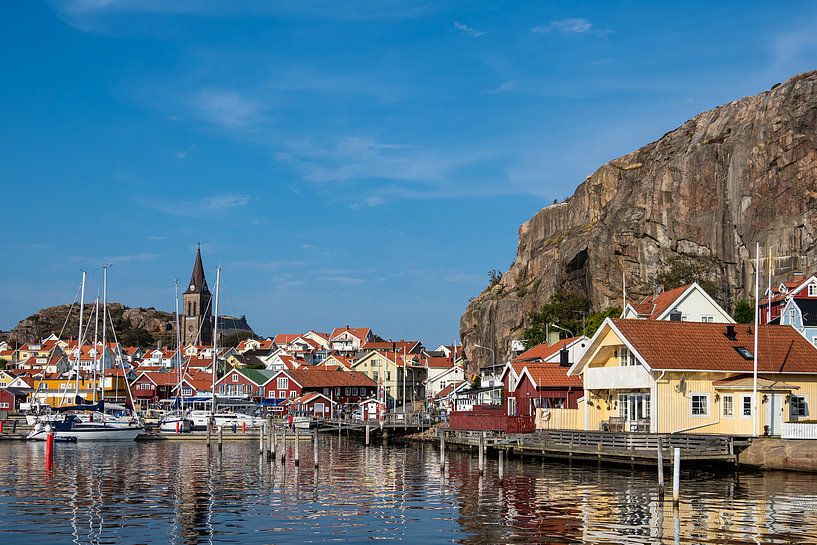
765,393,784,436
619,393,650,431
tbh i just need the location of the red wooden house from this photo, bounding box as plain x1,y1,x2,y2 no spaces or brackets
282,392,336,419
510,364,583,416
263,369,376,407
131,371,179,408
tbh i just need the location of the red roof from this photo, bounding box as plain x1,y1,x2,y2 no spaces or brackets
280,369,376,388
630,284,691,319
611,319,817,373
274,334,302,345
520,363,583,389
514,337,580,363
426,356,455,369
330,327,371,342
434,381,466,399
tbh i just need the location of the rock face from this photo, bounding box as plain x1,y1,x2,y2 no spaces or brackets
461,70,817,370
8,303,175,346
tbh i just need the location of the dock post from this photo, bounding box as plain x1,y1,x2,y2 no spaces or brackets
271,425,277,459
260,423,265,454
280,428,286,465
294,426,300,467
672,447,680,505
207,418,212,447
45,430,54,471
313,431,319,468
657,437,665,498
218,425,223,452
478,433,485,475
365,424,370,446
439,433,446,471
498,450,504,481
267,421,273,460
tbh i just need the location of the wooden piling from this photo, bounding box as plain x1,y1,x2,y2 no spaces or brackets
280,429,286,464
260,423,265,454
207,419,212,447
294,426,300,466
478,433,485,475
657,437,665,497
498,450,504,481
313,431,319,468
218,425,223,451
439,433,446,471
267,421,273,460
672,447,680,505
365,424,370,446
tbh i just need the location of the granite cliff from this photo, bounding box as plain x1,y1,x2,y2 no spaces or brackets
461,70,817,370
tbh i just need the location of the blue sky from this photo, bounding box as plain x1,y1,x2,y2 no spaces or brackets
2,1,816,346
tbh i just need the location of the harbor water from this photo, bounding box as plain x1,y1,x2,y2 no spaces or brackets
1,436,816,544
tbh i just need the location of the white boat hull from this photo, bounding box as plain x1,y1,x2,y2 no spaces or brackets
159,417,192,434
27,425,142,442
188,410,264,430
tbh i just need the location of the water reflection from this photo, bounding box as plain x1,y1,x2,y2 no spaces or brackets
1,437,816,544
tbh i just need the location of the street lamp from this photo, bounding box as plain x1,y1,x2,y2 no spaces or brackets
473,344,496,388
549,323,575,338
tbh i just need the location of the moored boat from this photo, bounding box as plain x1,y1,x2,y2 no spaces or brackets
26,416,142,442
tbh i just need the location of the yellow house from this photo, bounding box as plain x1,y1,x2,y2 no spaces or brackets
351,350,426,409
568,319,817,436
30,372,134,407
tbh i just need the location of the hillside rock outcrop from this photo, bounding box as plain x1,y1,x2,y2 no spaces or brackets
461,70,817,370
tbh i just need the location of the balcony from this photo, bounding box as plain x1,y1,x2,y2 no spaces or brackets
583,365,652,390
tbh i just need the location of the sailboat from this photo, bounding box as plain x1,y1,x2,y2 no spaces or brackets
27,269,142,442
160,280,193,433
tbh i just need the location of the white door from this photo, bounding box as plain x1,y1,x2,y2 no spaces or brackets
765,393,784,436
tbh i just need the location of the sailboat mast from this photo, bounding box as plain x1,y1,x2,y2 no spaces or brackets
101,265,108,403
175,279,183,410
767,247,772,324
752,242,760,437
210,267,221,415
93,295,99,403
76,271,86,404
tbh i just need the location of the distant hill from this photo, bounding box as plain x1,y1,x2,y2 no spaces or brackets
8,303,176,348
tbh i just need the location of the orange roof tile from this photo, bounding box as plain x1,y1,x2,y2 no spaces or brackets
611,319,817,373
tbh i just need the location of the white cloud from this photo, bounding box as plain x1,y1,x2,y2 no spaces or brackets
191,89,262,129
136,193,250,216
485,80,516,94
68,253,161,265
533,18,594,35
454,21,487,38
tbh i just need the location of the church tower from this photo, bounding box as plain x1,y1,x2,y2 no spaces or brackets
182,244,213,346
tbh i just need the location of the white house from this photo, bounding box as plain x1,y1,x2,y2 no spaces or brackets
621,282,734,323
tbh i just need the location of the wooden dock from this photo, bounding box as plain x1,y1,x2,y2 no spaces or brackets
440,428,741,466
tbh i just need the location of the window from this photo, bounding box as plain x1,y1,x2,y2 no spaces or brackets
734,347,753,360
722,395,734,417
742,395,753,418
277,377,288,390
289,390,296,398
345,387,351,396
351,387,358,396
507,397,517,416
701,316,714,323
791,395,809,418
314,402,325,414
0,402,9,409
619,347,637,366
278,390,286,399
809,284,817,297
812,337,817,348
232,373,239,382
335,387,341,396
691,394,709,417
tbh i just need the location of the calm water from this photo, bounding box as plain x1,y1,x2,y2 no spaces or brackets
1,436,816,544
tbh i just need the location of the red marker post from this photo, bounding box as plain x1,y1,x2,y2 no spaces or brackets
45,430,55,472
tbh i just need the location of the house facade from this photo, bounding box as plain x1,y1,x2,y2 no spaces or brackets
351,350,426,409
621,282,734,323
569,319,817,436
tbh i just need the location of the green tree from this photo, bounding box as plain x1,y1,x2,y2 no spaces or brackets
733,299,754,323
522,290,591,348
583,307,622,338
118,328,156,348
655,255,724,303
487,269,503,289
221,331,256,348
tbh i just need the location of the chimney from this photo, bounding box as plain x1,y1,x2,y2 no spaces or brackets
559,349,570,367
547,330,560,345
669,310,682,321
725,325,737,341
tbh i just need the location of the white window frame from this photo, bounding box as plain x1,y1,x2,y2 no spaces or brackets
741,395,753,418
809,284,817,297
619,347,637,367
690,393,710,418
507,396,517,416
790,395,809,418
232,373,239,382
722,394,734,417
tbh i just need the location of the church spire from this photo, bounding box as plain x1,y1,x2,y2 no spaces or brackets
185,243,210,294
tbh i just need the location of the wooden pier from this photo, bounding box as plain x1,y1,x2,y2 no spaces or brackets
440,428,742,466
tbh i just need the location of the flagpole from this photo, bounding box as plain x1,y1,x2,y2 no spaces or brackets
752,242,760,437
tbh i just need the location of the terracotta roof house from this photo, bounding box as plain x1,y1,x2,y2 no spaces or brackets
621,282,734,324
568,319,817,436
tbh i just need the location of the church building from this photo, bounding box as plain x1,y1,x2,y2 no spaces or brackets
183,245,214,346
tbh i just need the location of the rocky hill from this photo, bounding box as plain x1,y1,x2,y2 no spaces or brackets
461,70,817,370
8,303,175,347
